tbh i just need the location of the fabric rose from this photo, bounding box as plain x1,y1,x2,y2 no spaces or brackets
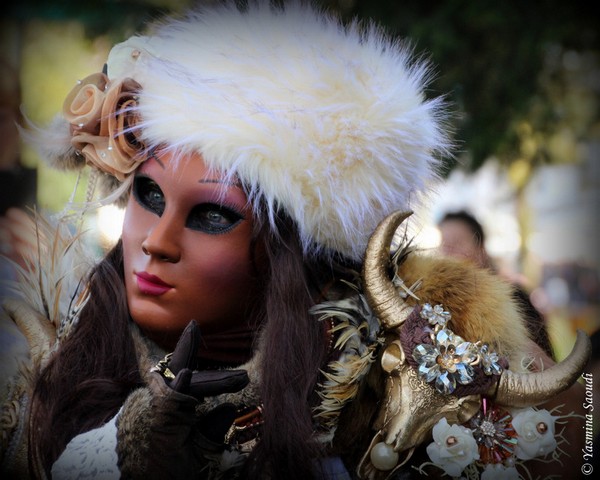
64,74,145,181
426,418,479,477
63,73,108,133
480,463,519,480
511,408,557,460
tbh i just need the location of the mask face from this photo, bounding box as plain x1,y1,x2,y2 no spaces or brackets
121,150,262,350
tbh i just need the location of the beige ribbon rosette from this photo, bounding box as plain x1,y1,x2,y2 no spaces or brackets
63,73,145,181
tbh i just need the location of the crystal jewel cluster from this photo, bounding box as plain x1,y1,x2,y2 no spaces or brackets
413,303,503,394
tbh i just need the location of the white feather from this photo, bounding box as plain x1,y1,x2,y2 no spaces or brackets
19,114,85,171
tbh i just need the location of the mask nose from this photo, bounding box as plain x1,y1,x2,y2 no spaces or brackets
141,213,181,263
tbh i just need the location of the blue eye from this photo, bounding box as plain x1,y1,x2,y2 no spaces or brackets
186,204,243,234
133,176,165,216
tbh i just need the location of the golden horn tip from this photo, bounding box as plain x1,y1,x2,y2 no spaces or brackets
492,329,592,408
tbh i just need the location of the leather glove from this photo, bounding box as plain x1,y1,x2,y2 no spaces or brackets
116,320,249,479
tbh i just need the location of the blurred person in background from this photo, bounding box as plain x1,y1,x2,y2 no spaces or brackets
437,210,554,358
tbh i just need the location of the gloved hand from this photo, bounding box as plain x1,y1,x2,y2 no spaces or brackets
156,319,249,399
116,320,249,479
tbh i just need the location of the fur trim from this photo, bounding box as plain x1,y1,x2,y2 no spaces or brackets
198,336,263,415
91,0,450,261
394,253,530,364
115,386,154,476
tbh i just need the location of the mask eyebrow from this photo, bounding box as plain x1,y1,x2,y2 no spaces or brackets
148,149,165,169
198,179,243,189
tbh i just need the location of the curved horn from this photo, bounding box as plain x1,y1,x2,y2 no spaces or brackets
363,210,413,329
490,329,591,408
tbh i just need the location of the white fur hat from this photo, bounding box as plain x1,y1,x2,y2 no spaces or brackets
40,1,450,262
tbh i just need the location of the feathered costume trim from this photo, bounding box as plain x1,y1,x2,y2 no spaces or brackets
311,281,384,441
0,212,94,474
5,212,93,342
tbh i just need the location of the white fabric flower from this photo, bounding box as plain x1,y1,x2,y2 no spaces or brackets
426,418,479,477
481,463,519,480
512,408,557,460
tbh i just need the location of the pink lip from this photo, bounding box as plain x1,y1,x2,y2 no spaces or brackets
135,272,173,296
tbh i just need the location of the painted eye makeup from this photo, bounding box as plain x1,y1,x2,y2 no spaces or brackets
133,176,165,216
186,203,244,234
133,174,244,234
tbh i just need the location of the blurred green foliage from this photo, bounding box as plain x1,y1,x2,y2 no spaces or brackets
337,0,598,173
4,0,177,40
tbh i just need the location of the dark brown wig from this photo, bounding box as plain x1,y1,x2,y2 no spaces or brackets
28,241,143,478
243,214,357,480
